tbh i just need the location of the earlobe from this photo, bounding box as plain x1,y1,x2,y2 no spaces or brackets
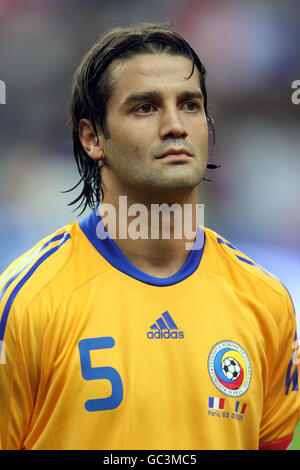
87,138,105,162
78,118,104,161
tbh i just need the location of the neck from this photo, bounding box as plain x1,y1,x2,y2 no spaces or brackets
100,187,202,277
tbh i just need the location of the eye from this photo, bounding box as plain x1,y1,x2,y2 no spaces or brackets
134,103,155,114
181,101,200,112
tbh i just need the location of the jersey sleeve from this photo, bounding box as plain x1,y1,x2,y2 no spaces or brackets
259,289,300,450
0,301,38,450
0,231,72,449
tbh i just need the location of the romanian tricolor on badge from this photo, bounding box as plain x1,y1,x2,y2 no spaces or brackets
234,401,247,414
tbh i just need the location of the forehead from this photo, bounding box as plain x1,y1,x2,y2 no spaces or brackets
107,53,201,100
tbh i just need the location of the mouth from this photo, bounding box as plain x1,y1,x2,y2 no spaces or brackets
155,148,193,162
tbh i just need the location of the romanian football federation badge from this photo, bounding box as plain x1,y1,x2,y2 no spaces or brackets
208,340,251,397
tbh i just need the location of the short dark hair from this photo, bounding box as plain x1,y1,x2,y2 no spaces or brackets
66,22,218,215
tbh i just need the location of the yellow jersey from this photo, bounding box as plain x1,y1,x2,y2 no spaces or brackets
0,204,299,450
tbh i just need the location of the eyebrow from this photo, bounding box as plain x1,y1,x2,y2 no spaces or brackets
121,89,203,108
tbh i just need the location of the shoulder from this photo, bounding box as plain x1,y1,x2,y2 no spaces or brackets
0,221,77,337
202,226,296,323
0,213,114,328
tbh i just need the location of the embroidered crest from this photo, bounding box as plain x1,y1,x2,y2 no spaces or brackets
208,340,251,397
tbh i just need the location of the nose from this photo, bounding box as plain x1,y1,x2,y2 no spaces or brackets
159,106,187,140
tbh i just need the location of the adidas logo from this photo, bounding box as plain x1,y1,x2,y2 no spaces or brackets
147,311,184,339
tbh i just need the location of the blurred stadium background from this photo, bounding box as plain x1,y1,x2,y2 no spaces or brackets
0,0,299,449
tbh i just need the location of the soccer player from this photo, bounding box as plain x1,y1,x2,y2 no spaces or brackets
0,23,299,450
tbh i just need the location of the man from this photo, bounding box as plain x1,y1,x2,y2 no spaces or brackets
0,23,299,450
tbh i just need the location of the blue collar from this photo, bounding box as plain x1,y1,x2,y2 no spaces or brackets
79,203,205,286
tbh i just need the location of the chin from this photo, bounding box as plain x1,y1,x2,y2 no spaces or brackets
159,172,205,190
151,177,203,191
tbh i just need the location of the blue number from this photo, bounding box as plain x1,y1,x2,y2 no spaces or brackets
78,337,123,412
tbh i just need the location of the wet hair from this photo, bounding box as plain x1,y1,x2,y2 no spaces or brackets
66,22,220,215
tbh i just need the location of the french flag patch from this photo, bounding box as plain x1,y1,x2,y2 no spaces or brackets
208,397,225,410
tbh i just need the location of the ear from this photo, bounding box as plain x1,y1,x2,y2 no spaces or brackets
78,118,105,161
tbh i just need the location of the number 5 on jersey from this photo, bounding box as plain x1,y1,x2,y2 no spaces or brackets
78,337,124,412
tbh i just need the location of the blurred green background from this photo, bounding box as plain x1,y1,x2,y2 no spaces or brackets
291,422,300,450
